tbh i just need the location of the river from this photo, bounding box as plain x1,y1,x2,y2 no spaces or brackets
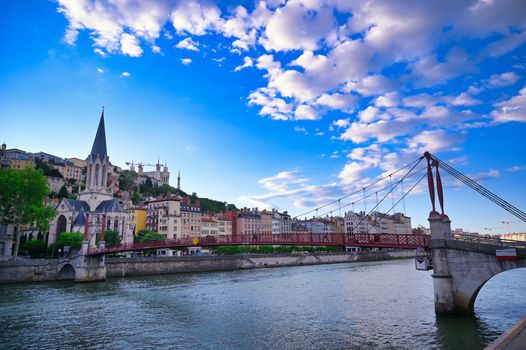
1,259,525,349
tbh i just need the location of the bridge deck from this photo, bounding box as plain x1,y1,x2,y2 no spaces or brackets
87,233,430,256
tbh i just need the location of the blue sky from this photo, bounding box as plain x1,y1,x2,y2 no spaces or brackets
1,0,525,233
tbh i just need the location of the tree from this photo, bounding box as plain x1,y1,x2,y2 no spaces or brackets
0,168,57,258
101,229,121,247
118,170,138,193
54,232,83,251
22,239,47,258
136,229,163,243
57,185,69,199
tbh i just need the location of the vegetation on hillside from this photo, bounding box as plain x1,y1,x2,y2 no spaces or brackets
119,170,237,212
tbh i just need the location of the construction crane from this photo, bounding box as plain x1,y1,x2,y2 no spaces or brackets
125,160,156,172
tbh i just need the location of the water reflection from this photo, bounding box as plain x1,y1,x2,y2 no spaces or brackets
0,259,524,350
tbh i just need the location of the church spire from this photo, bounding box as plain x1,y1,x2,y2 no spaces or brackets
90,107,107,158
177,169,181,190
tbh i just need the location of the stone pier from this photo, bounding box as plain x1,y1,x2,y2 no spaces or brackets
430,212,526,314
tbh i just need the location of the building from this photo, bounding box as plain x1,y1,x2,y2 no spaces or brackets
260,210,273,235
146,195,182,239
48,176,66,193
57,161,84,183
343,211,412,234
180,197,202,237
216,215,232,236
131,207,147,234
1,146,35,170
67,157,87,168
201,217,219,236
298,218,338,234
236,208,262,235
141,160,170,186
30,151,65,164
48,110,134,247
272,210,292,234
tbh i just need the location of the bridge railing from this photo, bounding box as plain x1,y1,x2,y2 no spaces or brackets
87,233,431,255
453,233,526,247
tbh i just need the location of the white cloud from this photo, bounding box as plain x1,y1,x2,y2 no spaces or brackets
316,93,357,112
122,71,131,77
412,47,474,86
175,37,199,51
452,93,481,106
332,118,350,128
408,130,464,153
403,93,443,108
508,165,526,172
171,1,222,36
261,2,336,51
234,56,253,71
97,67,104,73
120,33,143,57
152,45,161,53
375,92,400,108
487,72,521,88
180,58,192,65
491,86,526,123
94,48,106,57
294,104,319,120
293,126,308,135
58,0,170,55
258,170,308,192
338,161,372,184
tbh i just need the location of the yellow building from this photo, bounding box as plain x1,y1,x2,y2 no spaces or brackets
132,207,147,234
5,148,34,170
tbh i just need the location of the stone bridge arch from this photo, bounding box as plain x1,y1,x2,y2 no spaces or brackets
431,237,526,314
57,263,76,280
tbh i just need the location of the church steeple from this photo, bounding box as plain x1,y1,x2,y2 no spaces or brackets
177,169,181,190
90,107,107,158
85,107,110,193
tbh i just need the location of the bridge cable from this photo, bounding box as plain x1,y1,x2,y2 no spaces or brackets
428,154,526,223
345,158,424,233
316,165,427,218
293,156,424,219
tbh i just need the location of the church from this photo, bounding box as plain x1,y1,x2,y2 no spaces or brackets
48,110,134,247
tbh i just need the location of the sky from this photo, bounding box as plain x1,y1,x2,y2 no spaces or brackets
1,0,525,233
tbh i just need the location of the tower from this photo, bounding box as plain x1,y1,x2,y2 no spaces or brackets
177,169,181,190
78,108,113,210
85,108,110,192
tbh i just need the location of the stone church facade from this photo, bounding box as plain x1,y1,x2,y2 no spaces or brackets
48,110,134,247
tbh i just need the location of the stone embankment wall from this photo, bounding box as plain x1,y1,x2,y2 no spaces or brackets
0,250,412,284
0,259,59,284
106,251,392,278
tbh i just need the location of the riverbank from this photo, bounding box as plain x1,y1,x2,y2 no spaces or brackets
485,314,526,350
0,250,414,284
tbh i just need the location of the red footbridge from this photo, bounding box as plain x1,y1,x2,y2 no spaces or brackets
87,233,430,256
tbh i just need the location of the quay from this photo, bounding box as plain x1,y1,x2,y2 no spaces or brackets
485,315,526,350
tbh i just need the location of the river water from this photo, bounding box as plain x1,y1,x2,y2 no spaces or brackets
1,259,525,350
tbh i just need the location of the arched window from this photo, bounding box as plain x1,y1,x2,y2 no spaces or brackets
95,164,100,187
102,165,107,187
87,164,92,188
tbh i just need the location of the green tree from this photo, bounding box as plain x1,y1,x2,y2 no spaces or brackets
136,229,163,243
0,168,57,258
54,231,83,251
57,185,69,199
101,229,121,247
118,170,138,193
22,239,47,258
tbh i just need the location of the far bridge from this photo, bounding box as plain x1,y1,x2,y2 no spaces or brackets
86,232,430,256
